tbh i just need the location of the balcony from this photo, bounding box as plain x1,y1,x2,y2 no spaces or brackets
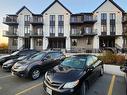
3,31,18,37
110,32,116,36
70,31,82,38
82,30,97,36
50,33,55,37
123,32,127,36
101,32,107,36
30,31,43,37
30,17,43,25
122,16,127,23
70,16,83,25
58,33,64,37
84,15,97,24
3,16,18,25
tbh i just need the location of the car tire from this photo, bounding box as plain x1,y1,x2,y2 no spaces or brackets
80,81,86,95
100,66,104,76
30,68,41,80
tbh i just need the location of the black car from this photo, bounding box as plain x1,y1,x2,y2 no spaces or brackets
120,61,127,94
11,51,65,80
2,51,38,71
0,49,38,65
43,54,104,95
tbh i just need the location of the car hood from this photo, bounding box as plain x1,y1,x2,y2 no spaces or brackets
3,59,15,65
0,55,10,59
46,65,85,83
15,60,41,66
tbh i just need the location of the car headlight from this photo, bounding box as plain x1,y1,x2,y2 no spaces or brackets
17,65,28,71
63,80,79,88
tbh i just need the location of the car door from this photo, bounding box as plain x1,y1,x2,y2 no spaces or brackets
85,56,98,85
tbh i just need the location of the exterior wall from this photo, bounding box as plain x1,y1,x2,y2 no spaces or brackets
8,38,17,51
71,38,93,49
42,2,71,50
4,0,126,51
115,37,123,48
93,0,124,48
17,37,24,49
17,8,33,49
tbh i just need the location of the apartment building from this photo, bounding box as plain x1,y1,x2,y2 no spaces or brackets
3,0,127,52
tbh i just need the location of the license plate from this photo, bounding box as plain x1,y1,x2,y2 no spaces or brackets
46,87,52,95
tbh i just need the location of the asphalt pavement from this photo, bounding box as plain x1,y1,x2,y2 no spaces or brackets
0,66,126,95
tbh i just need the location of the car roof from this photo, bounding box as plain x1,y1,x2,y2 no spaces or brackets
71,54,97,57
42,50,63,53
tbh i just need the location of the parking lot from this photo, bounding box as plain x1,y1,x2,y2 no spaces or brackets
0,66,125,95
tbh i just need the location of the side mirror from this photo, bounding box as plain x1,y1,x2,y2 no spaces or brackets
120,66,127,73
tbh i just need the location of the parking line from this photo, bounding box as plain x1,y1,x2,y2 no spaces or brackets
0,75,12,79
15,82,43,95
108,75,116,95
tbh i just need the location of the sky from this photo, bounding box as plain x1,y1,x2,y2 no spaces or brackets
0,0,127,44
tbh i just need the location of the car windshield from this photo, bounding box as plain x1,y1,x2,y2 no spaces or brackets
11,51,19,56
61,56,87,69
29,52,46,61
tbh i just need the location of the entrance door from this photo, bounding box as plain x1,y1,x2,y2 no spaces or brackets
48,38,65,49
24,38,30,49
99,37,115,48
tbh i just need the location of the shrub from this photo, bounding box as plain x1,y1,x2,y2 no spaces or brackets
98,51,126,65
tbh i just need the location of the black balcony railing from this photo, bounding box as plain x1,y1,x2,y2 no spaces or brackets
3,31,18,37
50,33,55,37
101,32,107,36
110,32,115,36
30,17,43,25
58,33,64,37
30,31,43,37
122,16,127,23
83,30,97,36
3,16,18,25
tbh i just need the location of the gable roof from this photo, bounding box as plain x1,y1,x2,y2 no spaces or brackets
41,0,72,14
93,0,125,13
16,6,33,15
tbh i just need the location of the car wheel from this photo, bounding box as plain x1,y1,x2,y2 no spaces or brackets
30,68,41,80
80,82,86,95
100,67,104,76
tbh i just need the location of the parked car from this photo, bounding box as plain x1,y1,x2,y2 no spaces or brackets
11,51,65,80
0,49,38,65
43,54,104,95
2,51,38,71
120,61,127,94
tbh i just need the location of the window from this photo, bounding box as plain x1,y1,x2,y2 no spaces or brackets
12,38,17,46
101,13,107,20
86,56,94,66
72,39,77,46
101,13,107,33
24,26,30,34
37,28,43,35
58,26,64,33
50,26,55,33
50,15,55,21
110,13,116,33
84,27,92,33
36,39,43,46
58,15,64,22
110,13,116,20
101,25,107,32
24,15,30,21
87,37,92,45
110,25,116,32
